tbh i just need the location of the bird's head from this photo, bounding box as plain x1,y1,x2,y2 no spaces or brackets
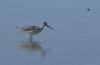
43,22,54,30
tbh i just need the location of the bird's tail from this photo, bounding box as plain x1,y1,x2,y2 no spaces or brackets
16,27,25,32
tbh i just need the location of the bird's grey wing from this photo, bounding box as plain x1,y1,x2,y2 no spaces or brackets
23,26,39,31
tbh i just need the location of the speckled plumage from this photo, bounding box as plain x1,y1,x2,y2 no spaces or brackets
17,22,54,42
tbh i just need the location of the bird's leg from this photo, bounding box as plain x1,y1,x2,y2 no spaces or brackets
29,34,33,42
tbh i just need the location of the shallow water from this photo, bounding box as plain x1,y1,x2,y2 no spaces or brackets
0,0,100,65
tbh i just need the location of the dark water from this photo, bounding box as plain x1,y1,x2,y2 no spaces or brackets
0,0,100,65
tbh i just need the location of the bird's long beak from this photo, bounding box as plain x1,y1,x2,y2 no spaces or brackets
45,24,54,30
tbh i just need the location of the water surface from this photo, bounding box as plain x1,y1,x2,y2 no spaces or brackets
0,0,100,65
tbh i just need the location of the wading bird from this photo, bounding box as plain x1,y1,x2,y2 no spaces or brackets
17,22,54,41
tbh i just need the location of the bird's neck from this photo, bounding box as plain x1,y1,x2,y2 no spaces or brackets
41,24,45,31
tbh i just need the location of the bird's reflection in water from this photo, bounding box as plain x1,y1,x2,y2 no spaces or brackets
19,41,46,58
